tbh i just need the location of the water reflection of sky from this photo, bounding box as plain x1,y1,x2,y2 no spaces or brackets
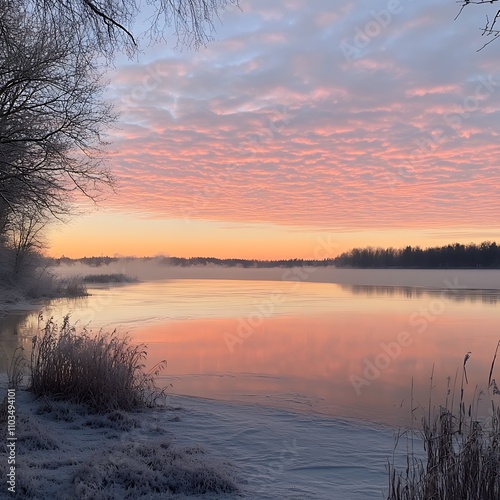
1,279,500,426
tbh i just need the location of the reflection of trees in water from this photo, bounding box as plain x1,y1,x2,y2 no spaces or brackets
341,284,500,305
0,311,35,373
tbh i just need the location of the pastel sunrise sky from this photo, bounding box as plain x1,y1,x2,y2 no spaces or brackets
48,0,500,259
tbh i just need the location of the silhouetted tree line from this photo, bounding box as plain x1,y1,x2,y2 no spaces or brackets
49,242,500,269
159,257,336,268
334,242,500,269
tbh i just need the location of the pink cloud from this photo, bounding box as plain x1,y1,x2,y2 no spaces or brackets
98,0,500,234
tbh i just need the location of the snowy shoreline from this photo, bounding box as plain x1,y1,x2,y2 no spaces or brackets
1,374,403,499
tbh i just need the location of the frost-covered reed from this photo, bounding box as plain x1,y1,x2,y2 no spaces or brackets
29,316,167,413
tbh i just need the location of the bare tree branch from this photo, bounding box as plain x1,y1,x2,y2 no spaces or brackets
0,0,115,222
26,0,240,57
457,0,500,51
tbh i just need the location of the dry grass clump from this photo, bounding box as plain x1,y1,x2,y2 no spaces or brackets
388,342,500,499
29,316,167,413
82,273,138,284
53,276,88,297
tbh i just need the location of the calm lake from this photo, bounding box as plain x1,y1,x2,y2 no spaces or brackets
1,270,500,426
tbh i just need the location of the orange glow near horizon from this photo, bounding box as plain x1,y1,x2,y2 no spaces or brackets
46,211,500,259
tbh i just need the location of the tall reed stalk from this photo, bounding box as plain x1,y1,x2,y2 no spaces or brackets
388,341,500,499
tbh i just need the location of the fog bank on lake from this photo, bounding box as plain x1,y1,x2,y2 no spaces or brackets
52,259,500,289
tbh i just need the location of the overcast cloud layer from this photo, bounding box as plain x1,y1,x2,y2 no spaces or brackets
104,0,500,232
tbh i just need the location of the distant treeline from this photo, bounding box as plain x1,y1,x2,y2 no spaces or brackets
158,257,335,268
334,242,500,269
48,241,500,269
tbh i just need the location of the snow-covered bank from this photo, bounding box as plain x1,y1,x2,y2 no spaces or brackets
1,378,404,499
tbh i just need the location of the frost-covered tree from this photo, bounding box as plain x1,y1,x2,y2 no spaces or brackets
0,1,114,221
1,0,239,222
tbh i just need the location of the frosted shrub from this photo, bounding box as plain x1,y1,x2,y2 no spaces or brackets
73,440,238,498
29,316,167,413
0,237,87,303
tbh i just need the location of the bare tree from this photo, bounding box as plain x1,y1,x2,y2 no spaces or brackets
456,1,500,50
0,0,116,295
7,207,48,272
0,0,114,220
0,0,239,220
27,0,240,57
0,0,239,218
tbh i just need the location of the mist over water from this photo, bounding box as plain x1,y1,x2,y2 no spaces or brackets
53,258,500,288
